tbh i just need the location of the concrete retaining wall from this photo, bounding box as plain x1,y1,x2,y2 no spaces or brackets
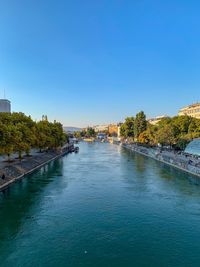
0,144,74,192
122,144,200,178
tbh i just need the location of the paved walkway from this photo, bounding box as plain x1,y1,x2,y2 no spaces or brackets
123,143,200,177
0,150,61,189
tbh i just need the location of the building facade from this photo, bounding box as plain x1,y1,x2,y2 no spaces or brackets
93,125,109,133
178,103,200,119
148,115,168,125
0,99,11,113
108,123,121,137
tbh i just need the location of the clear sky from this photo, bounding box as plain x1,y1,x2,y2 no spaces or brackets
0,0,200,127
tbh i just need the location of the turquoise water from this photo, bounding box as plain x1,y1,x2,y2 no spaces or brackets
1,142,200,267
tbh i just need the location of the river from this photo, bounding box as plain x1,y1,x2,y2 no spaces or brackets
0,142,200,267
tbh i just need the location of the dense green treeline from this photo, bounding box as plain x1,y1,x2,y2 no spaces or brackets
0,112,68,160
74,127,96,139
120,111,200,150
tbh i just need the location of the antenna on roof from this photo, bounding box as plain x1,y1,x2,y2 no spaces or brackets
3,89,6,99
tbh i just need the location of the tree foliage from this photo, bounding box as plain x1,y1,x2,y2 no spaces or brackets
120,112,200,150
120,117,135,139
134,111,147,139
80,127,96,138
155,124,177,147
0,112,67,160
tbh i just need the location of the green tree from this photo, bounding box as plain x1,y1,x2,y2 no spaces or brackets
172,115,191,135
14,123,35,159
0,124,16,161
0,112,67,159
156,124,176,147
175,138,189,150
35,121,51,152
120,117,135,139
138,124,157,146
86,127,96,137
74,131,81,139
49,122,66,149
134,111,147,139
188,118,200,136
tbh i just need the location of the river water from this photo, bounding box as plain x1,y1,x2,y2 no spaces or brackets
1,142,200,267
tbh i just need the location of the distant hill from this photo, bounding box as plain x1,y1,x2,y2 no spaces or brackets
63,127,82,133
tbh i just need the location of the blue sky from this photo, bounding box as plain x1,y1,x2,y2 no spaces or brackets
0,0,200,127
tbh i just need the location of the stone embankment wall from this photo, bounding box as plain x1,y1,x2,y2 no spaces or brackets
122,143,200,178
0,144,74,191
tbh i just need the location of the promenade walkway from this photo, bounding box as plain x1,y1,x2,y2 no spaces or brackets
123,143,200,177
0,144,74,191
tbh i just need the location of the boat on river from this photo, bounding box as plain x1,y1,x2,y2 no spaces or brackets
74,147,79,153
83,138,95,142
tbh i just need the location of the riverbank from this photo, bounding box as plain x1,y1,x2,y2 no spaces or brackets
122,143,200,178
0,144,74,192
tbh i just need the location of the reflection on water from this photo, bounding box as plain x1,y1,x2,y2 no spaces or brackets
0,159,64,247
123,148,200,195
0,143,200,267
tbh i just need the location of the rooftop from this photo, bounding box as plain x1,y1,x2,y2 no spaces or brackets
180,102,200,110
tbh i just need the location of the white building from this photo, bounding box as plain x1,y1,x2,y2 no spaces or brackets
93,125,109,132
148,115,168,125
178,103,200,119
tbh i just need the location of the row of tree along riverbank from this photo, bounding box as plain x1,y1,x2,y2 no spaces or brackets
0,112,73,191
120,111,200,150
0,112,68,161
73,111,200,151
120,111,200,177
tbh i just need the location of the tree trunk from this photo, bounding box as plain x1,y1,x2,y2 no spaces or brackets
7,154,11,162
18,151,22,160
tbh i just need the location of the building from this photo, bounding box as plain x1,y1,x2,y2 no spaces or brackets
108,123,121,137
185,138,200,156
93,125,109,133
178,103,200,119
0,99,11,113
148,115,168,125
